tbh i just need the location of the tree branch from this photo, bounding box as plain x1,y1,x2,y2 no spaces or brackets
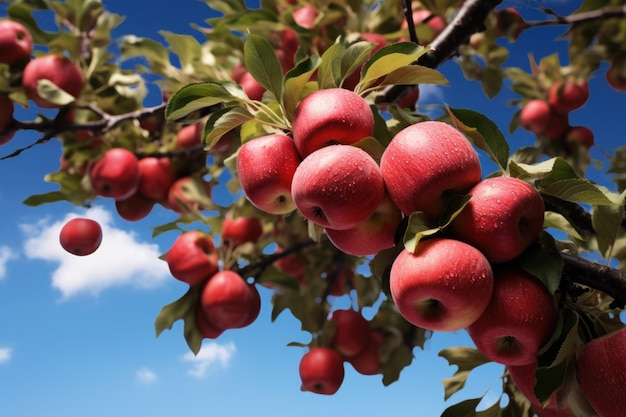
376,0,503,104
525,4,626,28
562,252,626,308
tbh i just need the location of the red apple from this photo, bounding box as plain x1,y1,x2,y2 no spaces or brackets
195,305,224,339
0,19,33,65
395,85,420,110
273,247,305,280
347,330,383,375
176,122,202,149
59,218,103,256
89,148,141,201
22,54,83,108
547,79,589,114
114,192,155,222
325,191,403,256
565,126,594,148
299,347,345,395
0,96,15,145
221,215,263,246
201,270,261,330
380,120,482,220
292,5,318,29
467,267,558,366
452,176,545,264
542,109,570,140
236,134,302,215
605,58,626,92
576,327,626,417
167,176,212,214
330,309,371,358
137,157,175,201
165,230,219,287
291,144,385,230
292,88,375,158
389,238,494,332
519,99,551,134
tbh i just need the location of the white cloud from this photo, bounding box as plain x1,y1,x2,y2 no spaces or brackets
20,206,170,299
136,367,158,384
0,246,17,280
0,347,12,364
183,342,236,378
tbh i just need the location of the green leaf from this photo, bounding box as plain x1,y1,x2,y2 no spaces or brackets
439,347,491,401
257,265,301,291
316,42,343,89
592,203,625,258
539,179,625,206
244,34,284,101
379,65,449,87
23,190,74,206
202,106,254,149
447,106,510,172
519,231,564,294
440,398,483,417
36,79,77,106
358,42,426,92
534,359,568,408
165,82,244,122
543,211,585,241
151,221,183,238
339,41,376,86
283,55,320,121
154,287,199,338
381,343,414,386
161,31,202,73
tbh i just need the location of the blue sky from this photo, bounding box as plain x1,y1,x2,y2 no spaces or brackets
0,1,625,416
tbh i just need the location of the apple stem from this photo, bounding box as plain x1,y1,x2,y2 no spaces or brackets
402,0,419,45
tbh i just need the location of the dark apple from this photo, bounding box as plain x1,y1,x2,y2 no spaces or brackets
565,126,594,148
165,230,219,287
292,88,375,158
291,144,385,230
389,238,494,332
175,122,202,149
380,120,482,220
467,267,558,366
299,347,345,395
89,148,141,201
114,192,155,222
0,96,15,145
330,309,371,358
195,305,224,339
347,330,383,375
576,327,626,417
59,217,103,256
0,19,33,65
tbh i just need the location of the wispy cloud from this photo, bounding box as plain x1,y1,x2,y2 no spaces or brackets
183,342,236,378
136,367,158,384
417,84,446,118
0,246,16,280
20,206,170,299
0,347,13,364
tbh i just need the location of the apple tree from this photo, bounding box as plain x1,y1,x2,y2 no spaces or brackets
1,0,626,415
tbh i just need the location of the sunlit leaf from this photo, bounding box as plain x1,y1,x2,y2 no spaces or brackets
519,231,564,294
439,346,491,400
244,34,284,101
447,106,509,172
165,82,243,122
202,106,254,149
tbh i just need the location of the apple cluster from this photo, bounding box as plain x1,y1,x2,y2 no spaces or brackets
165,216,264,338
299,309,384,395
0,20,85,145
518,78,594,150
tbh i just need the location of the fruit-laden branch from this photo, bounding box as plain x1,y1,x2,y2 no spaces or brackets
526,4,626,28
562,252,626,308
0,103,167,161
376,0,503,104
